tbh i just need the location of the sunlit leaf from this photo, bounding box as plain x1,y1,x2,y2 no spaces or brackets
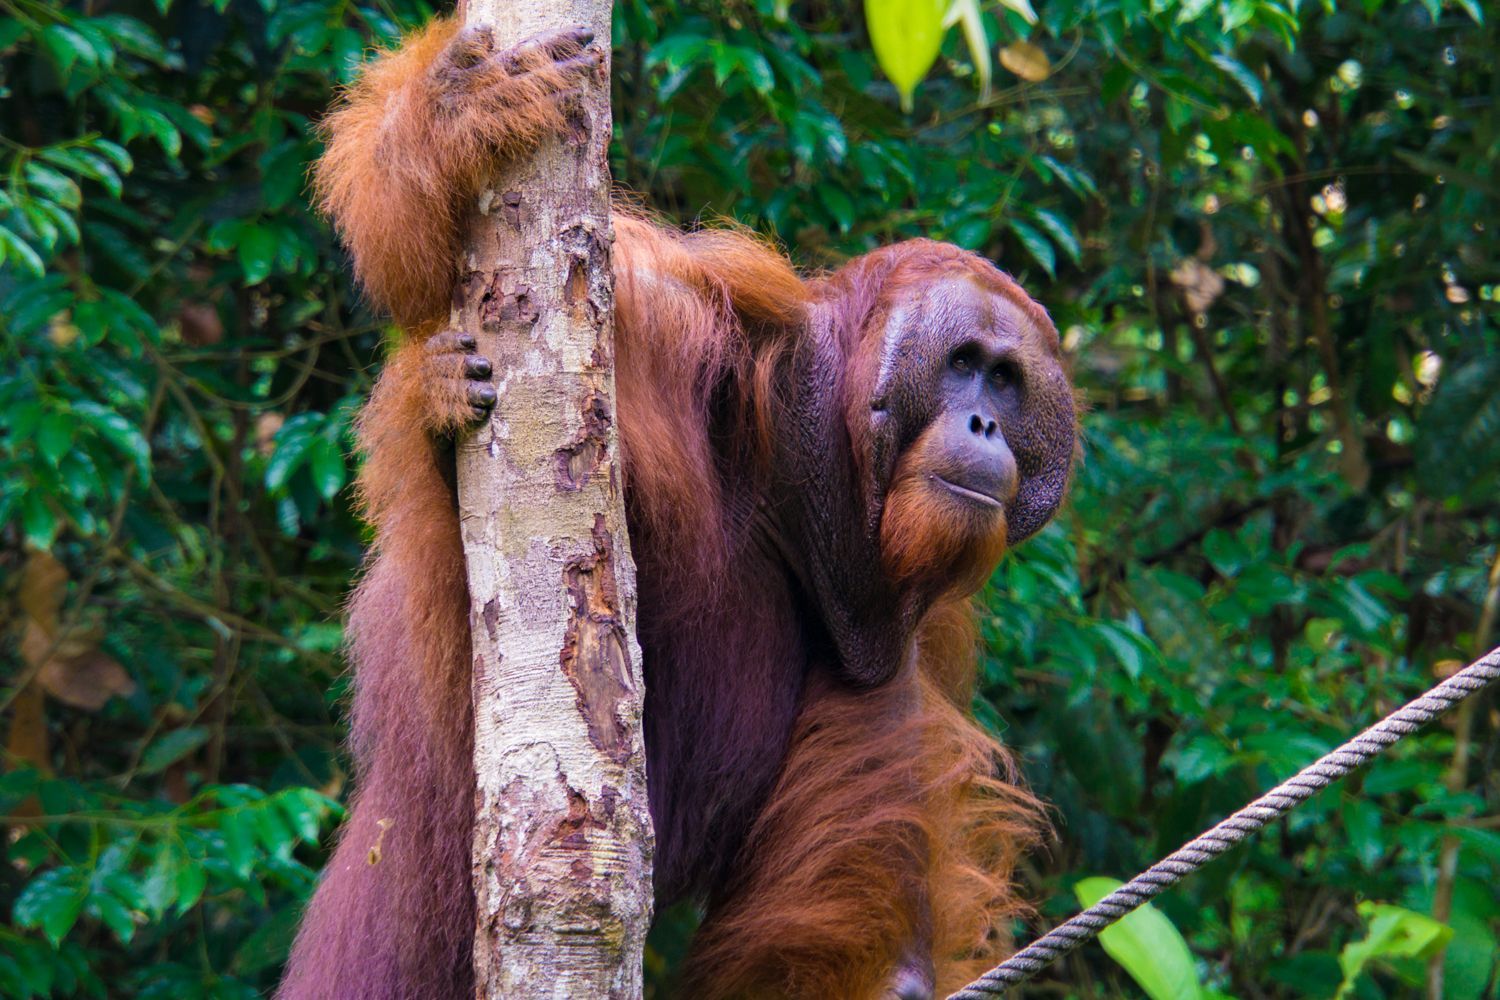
864,0,949,111
1336,903,1453,998
945,0,992,99
996,0,1038,23
73,401,151,485
0,225,45,276
20,492,59,549
1076,877,1205,1000
14,869,87,946
1209,53,1262,104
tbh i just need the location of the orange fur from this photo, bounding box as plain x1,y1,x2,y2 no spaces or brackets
295,20,1050,1000
880,427,1010,597
682,605,1039,999
314,18,577,328
612,213,806,590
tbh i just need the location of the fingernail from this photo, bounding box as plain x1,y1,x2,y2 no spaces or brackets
475,387,497,406
467,357,492,378
458,333,476,349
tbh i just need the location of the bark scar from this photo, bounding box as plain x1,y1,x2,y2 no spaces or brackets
558,223,610,342
478,270,539,331
559,515,632,764
500,190,522,228
555,391,611,491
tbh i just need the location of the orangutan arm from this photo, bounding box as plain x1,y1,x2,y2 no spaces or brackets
313,18,601,329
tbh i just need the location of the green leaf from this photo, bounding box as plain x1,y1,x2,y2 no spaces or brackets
88,893,136,944
1336,902,1453,998
817,183,855,233
1092,621,1153,680
1008,219,1056,278
13,869,87,946
24,162,82,209
89,138,133,175
952,216,992,250
1340,798,1384,871
37,411,75,465
736,47,775,95
1417,354,1500,501
1075,877,1205,1000
331,26,366,83
306,436,346,501
141,843,181,917
31,198,80,249
139,727,211,774
864,0,948,111
68,20,115,70
1451,0,1483,22
39,146,122,198
0,225,46,276
258,141,307,212
73,401,151,484
39,24,95,74
1202,528,1251,577
139,105,183,158
266,419,320,495
1328,577,1388,637
0,18,26,50
1030,209,1081,265
232,904,302,976
222,809,257,880
97,287,160,347
275,788,327,844
1209,53,1263,104
238,225,277,285
92,14,171,66
996,0,1039,23
174,861,207,914
20,492,58,549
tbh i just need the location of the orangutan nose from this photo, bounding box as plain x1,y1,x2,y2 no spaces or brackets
884,963,935,1000
937,409,1017,507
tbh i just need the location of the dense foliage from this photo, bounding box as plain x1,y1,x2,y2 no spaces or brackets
2,0,1496,996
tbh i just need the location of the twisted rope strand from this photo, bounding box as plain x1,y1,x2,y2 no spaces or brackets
949,645,1500,999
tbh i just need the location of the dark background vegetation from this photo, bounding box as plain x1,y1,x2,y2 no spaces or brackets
2,0,1497,995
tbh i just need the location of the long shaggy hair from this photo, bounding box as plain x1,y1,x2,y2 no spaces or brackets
282,18,1043,999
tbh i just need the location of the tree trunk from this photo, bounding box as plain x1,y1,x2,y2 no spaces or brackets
453,1,653,996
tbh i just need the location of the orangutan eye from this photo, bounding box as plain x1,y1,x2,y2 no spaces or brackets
991,361,1020,387
949,345,980,375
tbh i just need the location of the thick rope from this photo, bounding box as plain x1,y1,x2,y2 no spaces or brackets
949,645,1500,999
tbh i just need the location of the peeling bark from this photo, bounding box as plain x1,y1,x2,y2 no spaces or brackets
454,0,652,996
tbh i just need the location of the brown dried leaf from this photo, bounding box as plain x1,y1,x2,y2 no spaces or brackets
1434,658,1464,679
6,684,52,780
255,412,285,458
1170,257,1225,315
1000,41,1050,83
48,313,80,348
179,302,224,345
19,553,135,712
20,550,67,625
37,650,136,712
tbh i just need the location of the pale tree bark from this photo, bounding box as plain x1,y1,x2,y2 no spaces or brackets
453,0,653,996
